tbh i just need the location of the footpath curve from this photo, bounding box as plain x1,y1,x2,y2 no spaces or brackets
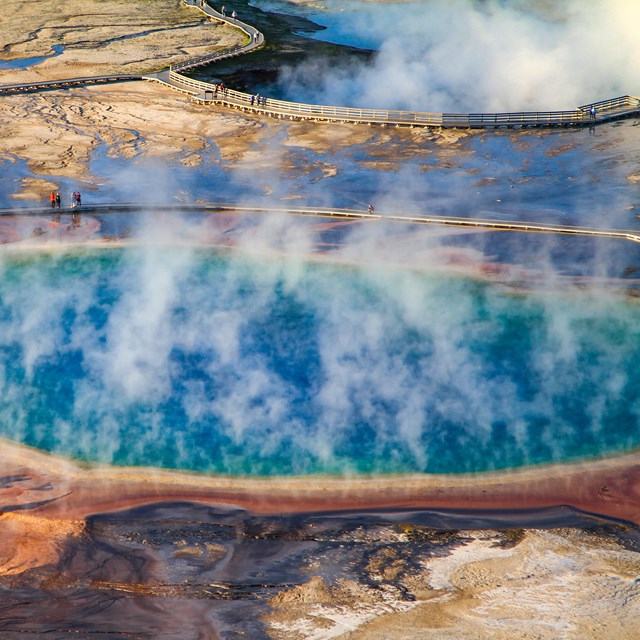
156,1,640,130
0,0,639,130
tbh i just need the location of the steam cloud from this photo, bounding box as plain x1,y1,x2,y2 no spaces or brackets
276,0,640,112
0,202,638,476
1,0,639,476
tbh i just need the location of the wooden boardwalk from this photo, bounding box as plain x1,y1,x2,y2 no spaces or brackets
3,203,640,245
0,0,638,130
152,1,640,130
0,74,143,95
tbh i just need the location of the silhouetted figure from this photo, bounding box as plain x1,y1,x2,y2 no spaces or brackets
367,204,375,214
231,9,237,21
75,192,81,207
221,5,225,16
55,192,61,209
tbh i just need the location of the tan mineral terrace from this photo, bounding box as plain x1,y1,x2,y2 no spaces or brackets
0,0,471,200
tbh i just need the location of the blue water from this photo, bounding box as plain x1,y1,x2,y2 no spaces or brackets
251,0,386,49
0,247,639,476
0,45,64,71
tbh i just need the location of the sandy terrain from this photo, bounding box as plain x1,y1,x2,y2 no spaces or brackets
0,0,259,199
0,0,470,203
1,436,639,638
266,528,640,640
2,81,264,184
0,0,244,80
1,79,469,203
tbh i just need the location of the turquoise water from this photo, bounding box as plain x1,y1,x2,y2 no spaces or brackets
1,247,639,475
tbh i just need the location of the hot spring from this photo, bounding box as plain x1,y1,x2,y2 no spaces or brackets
0,238,638,477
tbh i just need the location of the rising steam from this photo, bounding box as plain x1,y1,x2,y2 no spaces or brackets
0,201,638,476
275,0,640,112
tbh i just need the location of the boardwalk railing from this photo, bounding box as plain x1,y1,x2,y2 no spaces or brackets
168,69,445,125
3,202,640,245
170,58,640,129
171,0,263,73
171,45,248,72
161,1,640,129
578,95,640,112
0,74,143,95
443,110,586,127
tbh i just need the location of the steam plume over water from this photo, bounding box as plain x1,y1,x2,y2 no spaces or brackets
270,0,640,112
1,226,639,476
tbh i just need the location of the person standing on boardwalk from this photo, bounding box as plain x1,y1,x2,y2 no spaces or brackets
231,9,237,21
221,5,225,16
367,204,375,214
50,191,56,209
71,192,77,208
75,192,81,207
55,192,61,208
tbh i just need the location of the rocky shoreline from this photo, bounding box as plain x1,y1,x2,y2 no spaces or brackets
2,473,640,638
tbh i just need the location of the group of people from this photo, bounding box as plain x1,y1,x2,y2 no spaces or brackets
195,2,237,21
49,190,82,208
48,190,82,230
250,93,267,107
49,191,82,209
71,191,82,207
220,6,237,20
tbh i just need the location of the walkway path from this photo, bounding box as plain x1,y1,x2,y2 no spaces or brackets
0,0,638,130
0,73,143,94
3,203,640,245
